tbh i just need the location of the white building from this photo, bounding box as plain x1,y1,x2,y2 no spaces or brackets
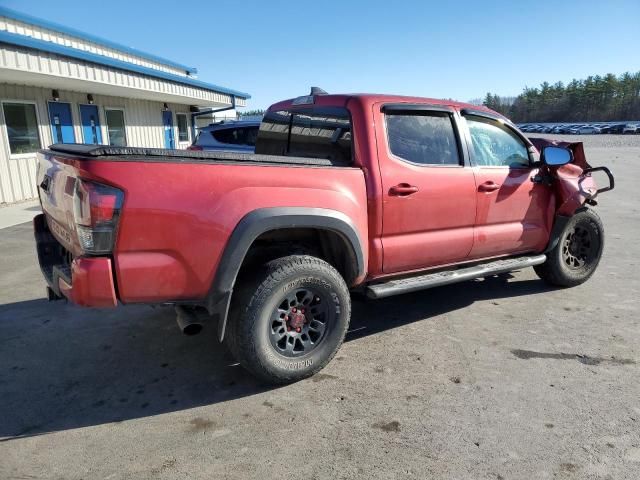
0,6,250,205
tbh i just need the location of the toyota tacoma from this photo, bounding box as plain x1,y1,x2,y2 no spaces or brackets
34,90,614,383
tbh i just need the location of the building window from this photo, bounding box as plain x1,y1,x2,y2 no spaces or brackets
105,109,127,146
2,102,41,155
176,113,189,142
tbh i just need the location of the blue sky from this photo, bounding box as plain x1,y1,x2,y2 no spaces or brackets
4,0,640,109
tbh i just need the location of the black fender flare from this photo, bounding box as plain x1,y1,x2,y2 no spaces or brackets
543,213,573,253
207,207,366,341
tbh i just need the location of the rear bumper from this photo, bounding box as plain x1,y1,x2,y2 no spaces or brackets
34,214,117,307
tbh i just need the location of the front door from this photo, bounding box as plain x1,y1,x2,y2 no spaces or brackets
462,113,554,259
377,105,478,273
162,110,175,149
79,104,103,144
48,102,75,144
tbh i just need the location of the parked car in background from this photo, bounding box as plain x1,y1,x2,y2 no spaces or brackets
609,123,627,134
188,120,260,152
570,125,601,135
623,124,639,134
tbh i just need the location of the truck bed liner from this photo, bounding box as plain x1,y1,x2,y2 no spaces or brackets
45,144,352,167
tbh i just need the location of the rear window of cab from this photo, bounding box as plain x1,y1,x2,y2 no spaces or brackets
255,107,352,164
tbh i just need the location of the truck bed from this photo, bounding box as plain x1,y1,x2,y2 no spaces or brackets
36,144,368,307
46,144,352,167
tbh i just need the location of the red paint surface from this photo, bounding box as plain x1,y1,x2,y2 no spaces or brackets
37,93,597,307
58,257,117,307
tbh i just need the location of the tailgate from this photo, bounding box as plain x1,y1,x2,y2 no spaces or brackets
36,151,83,256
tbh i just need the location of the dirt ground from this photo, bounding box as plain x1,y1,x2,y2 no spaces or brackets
1,134,639,480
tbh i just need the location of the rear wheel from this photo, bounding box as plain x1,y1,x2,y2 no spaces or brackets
534,209,604,287
227,255,351,384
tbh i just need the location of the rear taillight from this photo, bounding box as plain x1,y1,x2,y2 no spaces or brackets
187,145,203,151
73,179,124,255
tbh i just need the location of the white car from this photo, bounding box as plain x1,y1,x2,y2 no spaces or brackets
571,125,601,135
623,124,639,134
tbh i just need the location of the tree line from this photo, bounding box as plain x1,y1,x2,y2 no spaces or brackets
239,109,266,118
482,71,640,122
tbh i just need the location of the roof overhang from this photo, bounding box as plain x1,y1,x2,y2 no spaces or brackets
0,68,231,107
0,37,248,107
0,29,250,103
0,6,199,75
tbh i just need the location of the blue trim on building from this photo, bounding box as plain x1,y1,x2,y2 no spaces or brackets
0,30,251,99
0,6,197,74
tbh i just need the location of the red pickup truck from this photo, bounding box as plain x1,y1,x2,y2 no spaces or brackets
34,91,614,383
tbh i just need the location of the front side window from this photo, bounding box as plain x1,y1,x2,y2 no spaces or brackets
256,107,352,163
465,116,529,168
176,113,189,142
3,102,41,155
385,112,460,165
105,109,127,146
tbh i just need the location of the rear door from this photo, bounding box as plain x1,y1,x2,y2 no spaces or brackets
461,112,554,259
376,104,477,273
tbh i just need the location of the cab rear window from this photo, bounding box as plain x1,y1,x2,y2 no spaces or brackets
255,107,352,164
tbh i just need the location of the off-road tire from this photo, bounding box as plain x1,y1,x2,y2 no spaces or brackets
534,208,604,287
226,255,351,384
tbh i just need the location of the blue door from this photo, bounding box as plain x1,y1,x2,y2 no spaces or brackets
162,110,174,149
48,102,75,144
79,104,103,144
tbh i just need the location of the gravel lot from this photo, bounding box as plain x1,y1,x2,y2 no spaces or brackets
1,134,639,480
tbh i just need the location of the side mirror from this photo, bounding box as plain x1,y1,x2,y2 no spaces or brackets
542,146,572,166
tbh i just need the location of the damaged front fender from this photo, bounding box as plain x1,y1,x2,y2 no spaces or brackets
529,137,613,216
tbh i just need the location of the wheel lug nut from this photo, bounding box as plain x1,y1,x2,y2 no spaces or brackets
301,308,305,314
292,308,297,313
296,327,301,333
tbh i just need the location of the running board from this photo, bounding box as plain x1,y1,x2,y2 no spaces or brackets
365,254,547,299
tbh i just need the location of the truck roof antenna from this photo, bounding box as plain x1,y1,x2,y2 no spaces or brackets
310,87,328,95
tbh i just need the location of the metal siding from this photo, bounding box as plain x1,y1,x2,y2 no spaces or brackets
0,44,234,105
0,84,192,204
0,16,191,78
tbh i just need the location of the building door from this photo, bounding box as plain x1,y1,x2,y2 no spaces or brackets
48,102,75,144
79,104,103,144
162,110,175,149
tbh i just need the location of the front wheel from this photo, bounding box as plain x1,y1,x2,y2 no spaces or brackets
226,255,351,384
534,209,604,287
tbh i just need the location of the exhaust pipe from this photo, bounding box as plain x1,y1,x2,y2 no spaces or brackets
175,306,203,335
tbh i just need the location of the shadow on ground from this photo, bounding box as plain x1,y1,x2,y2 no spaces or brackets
0,274,552,440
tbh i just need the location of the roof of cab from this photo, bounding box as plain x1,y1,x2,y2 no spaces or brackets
269,93,501,117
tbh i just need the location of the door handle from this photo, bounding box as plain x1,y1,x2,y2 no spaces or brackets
389,183,419,196
478,181,501,192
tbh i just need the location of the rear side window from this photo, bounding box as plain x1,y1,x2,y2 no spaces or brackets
211,126,259,146
255,107,352,164
385,112,460,166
